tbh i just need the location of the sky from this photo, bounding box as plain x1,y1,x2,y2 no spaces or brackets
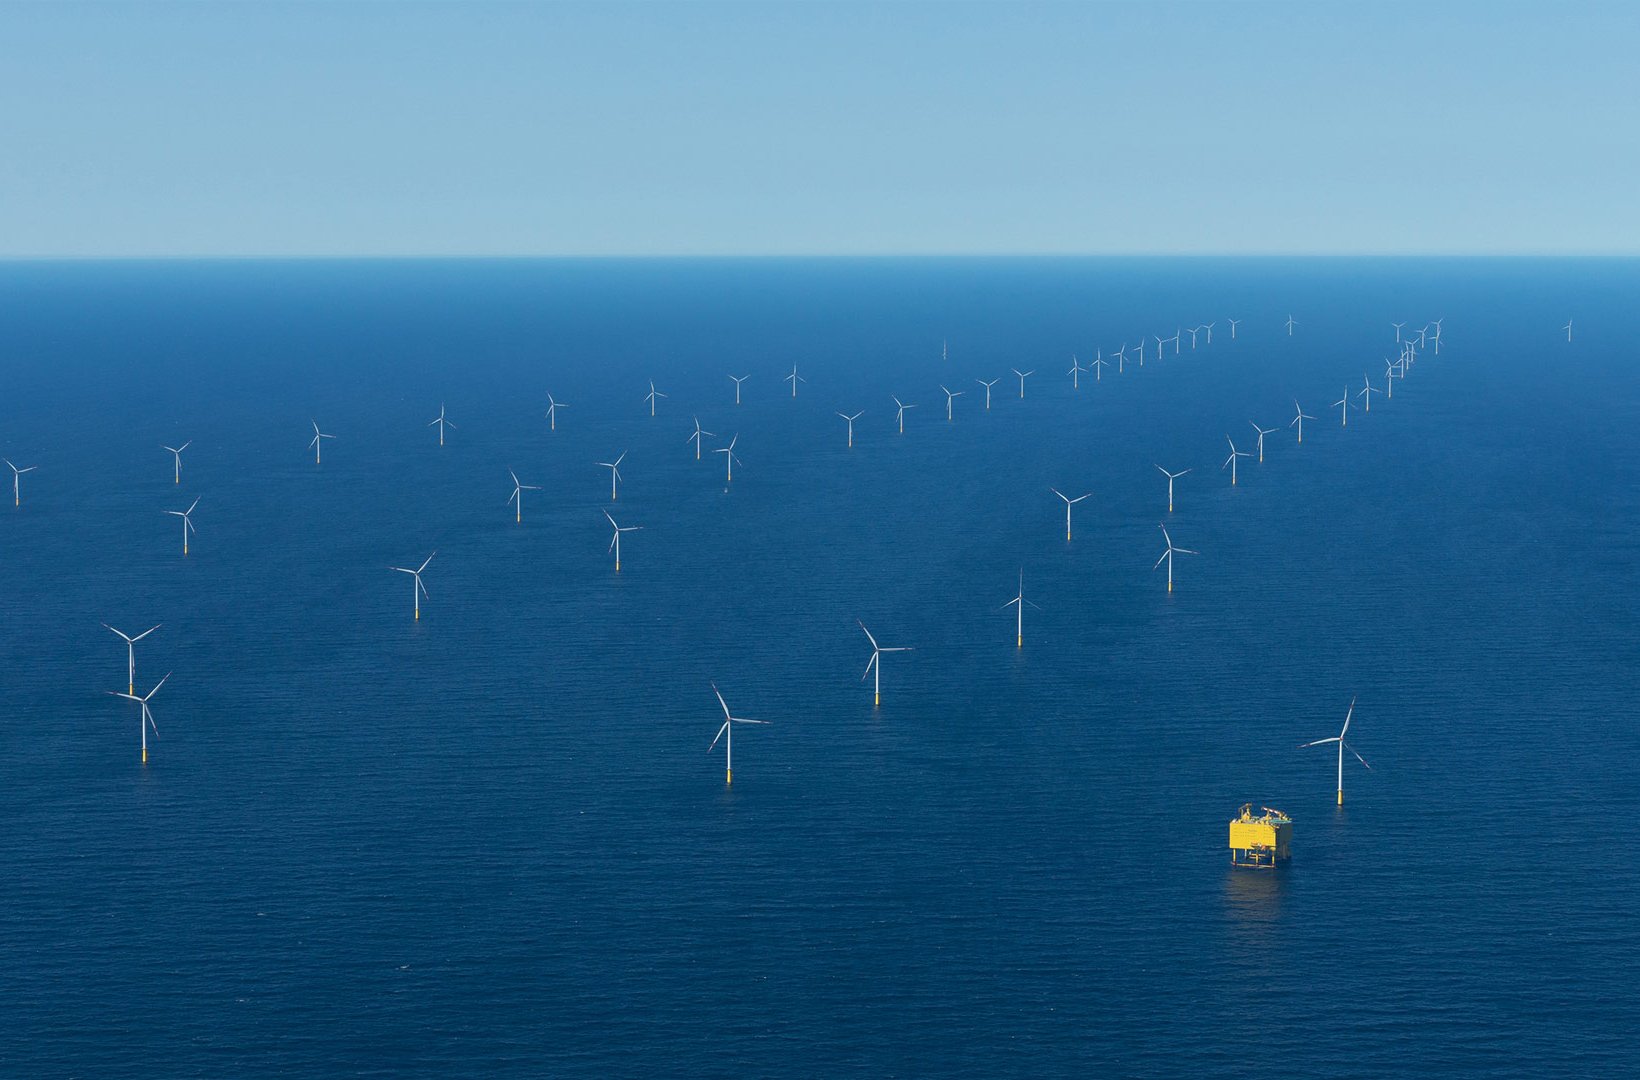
1,1,1635,257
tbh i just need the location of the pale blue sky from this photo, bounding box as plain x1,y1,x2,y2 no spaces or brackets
2,1,1634,256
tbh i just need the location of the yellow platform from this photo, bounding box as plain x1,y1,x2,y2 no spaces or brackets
1229,804,1292,868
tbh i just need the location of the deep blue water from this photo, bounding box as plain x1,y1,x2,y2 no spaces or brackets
2,258,1637,1077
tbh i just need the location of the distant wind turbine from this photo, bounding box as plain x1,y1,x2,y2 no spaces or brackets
308,421,335,464
1299,697,1371,805
165,497,199,556
162,441,191,484
1204,321,1215,345
644,380,668,417
1392,321,1405,343
1285,314,1297,336
709,682,768,786
545,394,567,431
1228,318,1241,339
104,622,161,696
1154,523,1196,593
1051,488,1091,541
1067,356,1086,389
1092,354,1108,381
1012,368,1034,398
109,672,169,765
976,378,999,410
837,411,863,448
603,509,640,572
597,452,626,501
786,364,806,398
940,384,964,421
728,374,750,404
390,552,435,620
688,416,715,460
508,470,541,523
892,395,916,434
1249,421,1277,463
858,621,913,707
1291,400,1316,444
1185,327,1200,351
1000,570,1040,648
1563,318,1573,343
1333,387,1349,427
1156,465,1190,514
428,404,455,446
1357,375,1379,413
1222,436,1250,485
6,459,37,506
714,434,741,486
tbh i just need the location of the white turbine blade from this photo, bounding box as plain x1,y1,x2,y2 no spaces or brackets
858,621,878,649
711,683,733,721
861,653,877,681
417,552,436,573
1341,698,1355,736
147,671,171,698
1175,546,1198,555
731,717,769,725
1297,737,1340,748
709,721,730,751
603,509,617,527
1346,744,1372,769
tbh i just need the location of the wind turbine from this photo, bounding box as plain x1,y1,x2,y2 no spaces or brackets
1156,465,1190,513
1011,368,1033,398
603,509,640,572
709,682,768,786
165,497,199,555
837,411,863,448
508,470,541,523
892,396,916,434
687,416,715,460
6,459,37,506
1563,318,1573,343
1332,387,1349,427
976,378,999,409
1384,359,1396,399
1092,354,1108,381
428,404,455,446
308,421,335,464
1185,327,1200,350
1222,436,1250,485
786,364,806,398
162,441,191,484
1357,375,1379,413
728,374,750,404
714,434,741,485
1228,318,1241,339
1154,523,1196,593
545,394,567,431
390,552,435,619
109,672,169,765
1204,321,1215,344
1135,339,1145,366
597,452,626,501
1299,697,1371,805
858,621,912,707
1067,356,1086,389
1113,345,1125,374
644,380,668,417
1285,315,1297,336
1392,321,1405,342
940,385,964,421
1291,400,1316,444
1051,488,1091,541
1153,335,1167,361
104,622,161,696
1000,570,1040,648
1249,421,1278,463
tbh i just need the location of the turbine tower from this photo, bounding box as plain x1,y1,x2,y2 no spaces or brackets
859,621,913,707
709,682,768,785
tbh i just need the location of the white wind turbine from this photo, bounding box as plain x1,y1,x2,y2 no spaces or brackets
1000,570,1040,649
1185,327,1200,351
603,509,640,572
1563,318,1573,343
1291,400,1316,444
1222,436,1251,485
859,621,913,707
1156,465,1190,514
1392,321,1405,342
6,459,38,506
786,364,806,398
1384,359,1396,399
508,470,541,523
837,411,863,448
1154,523,1196,593
1012,368,1033,398
714,434,742,486
976,378,1000,409
892,396,916,434
1332,387,1349,427
1113,345,1125,373
644,380,668,417
1357,375,1379,413
709,682,768,786
428,403,455,446
728,374,750,404
1092,354,1108,381
597,451,626,501
1299,697,1371,805
1285,314,1297,336
165,497,199,555
109,672,169,765
1135,338,1145,366
1204,321,1215,344
1249,421,1278,463
1153,335,1167,360
545,393,567,431
104,622,161,696
390,552,435,619
940,384,964,421
1067,356,1087,389
687,416,715,460
162,441,191,484
1228,318,1241,339
308,421,335,464
1051,488,1091,541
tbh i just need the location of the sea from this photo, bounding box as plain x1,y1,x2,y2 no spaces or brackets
2,258,1636,1077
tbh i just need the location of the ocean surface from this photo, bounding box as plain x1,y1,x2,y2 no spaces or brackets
2,258,1637,1077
